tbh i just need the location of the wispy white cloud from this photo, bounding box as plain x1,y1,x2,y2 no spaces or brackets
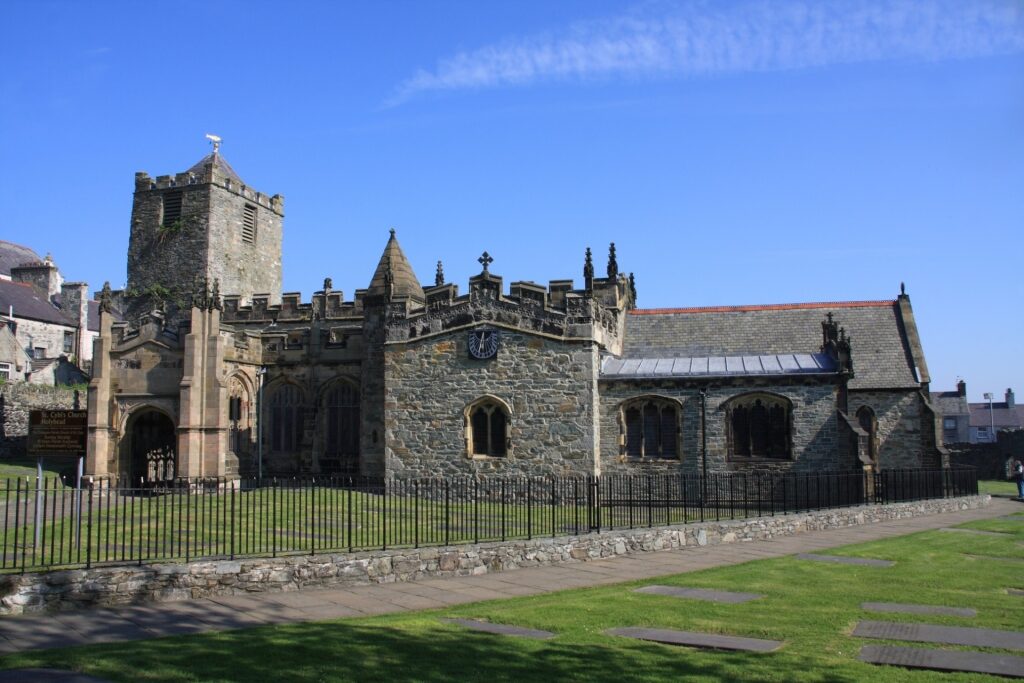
388,0,1024,105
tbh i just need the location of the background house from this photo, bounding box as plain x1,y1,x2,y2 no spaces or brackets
0,240,98,383
968,388,1022,444
930,380,971,445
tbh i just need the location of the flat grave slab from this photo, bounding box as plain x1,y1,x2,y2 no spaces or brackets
861,602,976,618
0,670,113,683
606,627,783,652
796,553,894,567
860,645,1024,678
940,527,1011,537
1008,589,1024,597
999,515,1024,522
634,585,763,604
442,618,554,639
853,620,1024,650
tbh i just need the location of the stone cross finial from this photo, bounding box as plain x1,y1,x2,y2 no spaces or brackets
389,227,396,238
607,243,618,279
583,247,594,290
323,277,332,291
478,251,493,273
99,281,113,314
435,260,445,287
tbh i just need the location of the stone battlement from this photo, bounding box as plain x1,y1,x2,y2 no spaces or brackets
134,171,284,214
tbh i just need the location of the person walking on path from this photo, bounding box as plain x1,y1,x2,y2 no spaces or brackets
1014,459,1024,500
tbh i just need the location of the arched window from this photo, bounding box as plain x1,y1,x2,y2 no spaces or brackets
227,375,251,457
268,383,304,453
856,405,878,464
726,393,791,459
465,397,510,457
621,397,679,459
323,381,360,472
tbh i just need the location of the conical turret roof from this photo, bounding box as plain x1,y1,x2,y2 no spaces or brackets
367,230,425,301
187,151,243,184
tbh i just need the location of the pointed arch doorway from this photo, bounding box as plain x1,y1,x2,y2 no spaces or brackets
123,409,177,485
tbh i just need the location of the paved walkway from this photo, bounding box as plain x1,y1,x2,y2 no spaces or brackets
0,497,1018,656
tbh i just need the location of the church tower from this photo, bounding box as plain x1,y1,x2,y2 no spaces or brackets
125,138,284,320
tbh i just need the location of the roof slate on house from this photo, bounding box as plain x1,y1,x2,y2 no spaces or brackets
601,353,837,380
0,279,73,326
0,240,43,278
622,300,918,390
968,403,1024,429
930,391,970,416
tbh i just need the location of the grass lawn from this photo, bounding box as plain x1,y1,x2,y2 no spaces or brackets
0,511,1021,681
978,479,1019,498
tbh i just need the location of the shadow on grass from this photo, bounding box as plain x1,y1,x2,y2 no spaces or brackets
0,618,861,683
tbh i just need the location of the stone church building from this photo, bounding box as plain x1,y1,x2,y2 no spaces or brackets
85,147,946,482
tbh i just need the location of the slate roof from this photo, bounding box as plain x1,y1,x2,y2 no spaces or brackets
602,353,836,380
0,240,43,278
188,152,243,184
968,403,1024,430
0,279,72,326
930,391,970,416
622,300,920,390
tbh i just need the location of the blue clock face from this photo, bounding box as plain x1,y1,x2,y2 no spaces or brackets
468,329,500,359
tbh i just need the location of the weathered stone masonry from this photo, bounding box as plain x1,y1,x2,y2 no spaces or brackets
0,495,988,615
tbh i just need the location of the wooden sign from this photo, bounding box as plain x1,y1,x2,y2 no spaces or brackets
27,410,87,457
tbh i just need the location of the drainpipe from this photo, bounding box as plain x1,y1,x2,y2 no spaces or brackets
700,387,708,502
257,366,267,481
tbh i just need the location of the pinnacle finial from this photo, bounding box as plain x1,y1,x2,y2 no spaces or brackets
435,260,445,287
478,251,493,273
389,227,396,238
323,277,332,291
99,281,113,314
607,242,618,279
900,281,906,296
210,279,222,311
583,247,594,290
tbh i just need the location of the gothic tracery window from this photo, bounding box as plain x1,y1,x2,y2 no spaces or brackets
323,381,360,472
466,397,509,457
268,383,305,453
621,397,680,459
726,393,791,459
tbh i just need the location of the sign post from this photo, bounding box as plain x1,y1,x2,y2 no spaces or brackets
27,410,88,551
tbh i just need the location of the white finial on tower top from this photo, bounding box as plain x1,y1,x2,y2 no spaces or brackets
205,133,222,154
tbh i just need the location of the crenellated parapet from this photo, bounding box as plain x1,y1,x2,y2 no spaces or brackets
379,252,635,353
220,289,365,324
133,169,284,216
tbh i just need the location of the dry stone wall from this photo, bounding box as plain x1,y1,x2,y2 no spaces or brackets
0,383,78,458
0,494,988,614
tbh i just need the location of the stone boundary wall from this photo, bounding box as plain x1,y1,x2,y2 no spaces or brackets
0,495,989,615
0,383,78,459
949,430,1024,480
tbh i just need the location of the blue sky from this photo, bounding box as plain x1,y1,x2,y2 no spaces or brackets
1,0,1022,401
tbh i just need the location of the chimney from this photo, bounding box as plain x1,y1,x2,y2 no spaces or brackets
1007,388,1015,410
957,379,966,397
11,257,63,299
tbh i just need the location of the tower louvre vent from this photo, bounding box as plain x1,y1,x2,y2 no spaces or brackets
162,191,183,227
242,204,257,243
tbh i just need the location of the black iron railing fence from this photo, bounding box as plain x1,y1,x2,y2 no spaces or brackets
0,467,977,573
